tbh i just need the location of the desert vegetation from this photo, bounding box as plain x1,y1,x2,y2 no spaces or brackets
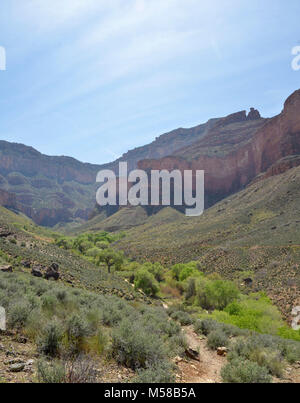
0,213,299,384
0,271,185,383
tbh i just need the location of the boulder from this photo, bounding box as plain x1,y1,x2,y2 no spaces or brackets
0,265,13,273
185,347,200,361
31,267,43,278
243,278,253,286
44,264,60,281
50,263,59,272
0,228,12,238
21,260,31,268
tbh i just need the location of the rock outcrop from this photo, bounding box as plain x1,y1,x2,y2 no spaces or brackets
247,107,261,120
138,91,300,208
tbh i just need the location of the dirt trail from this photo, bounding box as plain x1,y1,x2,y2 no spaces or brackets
176,326,226,383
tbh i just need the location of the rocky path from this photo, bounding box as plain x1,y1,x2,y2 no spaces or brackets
176,326,226,383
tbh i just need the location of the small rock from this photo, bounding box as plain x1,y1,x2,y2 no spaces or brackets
9,363,25,373
13,336,27,344
174,356,183,363
5,358,24,365
5,350,17,357
185,348,200,361
217,347,228,357
24,360,34,373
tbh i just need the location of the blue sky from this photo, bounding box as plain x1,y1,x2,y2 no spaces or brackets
0,0,299,164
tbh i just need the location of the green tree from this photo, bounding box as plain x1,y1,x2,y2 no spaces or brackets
134,269,159,296
196,279,239,310
97,249,124,273
142,262,164,282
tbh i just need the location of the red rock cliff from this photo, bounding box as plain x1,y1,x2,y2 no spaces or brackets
138,90,300,205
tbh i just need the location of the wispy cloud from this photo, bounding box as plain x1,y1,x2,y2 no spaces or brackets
1,0,300,163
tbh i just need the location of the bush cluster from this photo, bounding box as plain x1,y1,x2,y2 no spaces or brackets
0,272,184,383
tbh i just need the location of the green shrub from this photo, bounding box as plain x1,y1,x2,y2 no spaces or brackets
196,279,239,310
24,308,45,340
210,294,285,335
169,332,188,356
37,359,66,383
85,329,108,355
95,241,109,249
142,262,165,282
41,293,58,314
55,290,67,303
111,319,167,370
86,247,102,258
248,350,284,378
38,321,63,357
55,237,72,250
8,301,31,329
185,278,196,300
170,311,193,326
221,359,272,383
277,326,300,342
207,330,229,350
279,339,300,363
229,335,286,377
133,361,175,383
134,269,159,296
65,314,92,354
171,264,185,281
194,318,220,336
37,355,97,383
76,240,93,254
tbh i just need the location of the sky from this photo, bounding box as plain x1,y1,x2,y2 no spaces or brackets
0,0,299,164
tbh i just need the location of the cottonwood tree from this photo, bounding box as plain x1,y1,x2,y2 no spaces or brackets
97,249,124,273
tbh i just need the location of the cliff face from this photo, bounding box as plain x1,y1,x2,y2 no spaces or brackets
0,189,18,210
0,141,100,226
138,90,300,207
0,142,99,184
1,90,299,226
0,117,220,225
0,111,244,225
